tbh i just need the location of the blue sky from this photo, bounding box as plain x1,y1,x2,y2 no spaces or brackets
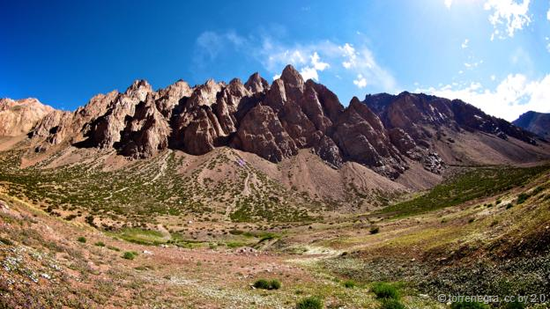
1,0,549,121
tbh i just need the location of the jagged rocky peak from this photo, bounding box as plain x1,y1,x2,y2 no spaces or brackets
245,72,269,93
22,66,548,180
125,79,153,102
280,64,305,92
186,79,223,108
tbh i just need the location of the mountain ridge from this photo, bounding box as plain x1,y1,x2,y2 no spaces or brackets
513,111,550,140
2,65,548,181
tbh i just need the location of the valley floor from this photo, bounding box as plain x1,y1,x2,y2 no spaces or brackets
0,164,549,308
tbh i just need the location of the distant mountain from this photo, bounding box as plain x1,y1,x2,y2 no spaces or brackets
1,65,548,183
0,98,54,136
513,111,550,140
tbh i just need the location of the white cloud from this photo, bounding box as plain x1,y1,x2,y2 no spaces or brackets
338,43,396,91
311,52,330,71
193,30,397,92
295,52,330,82
461,39,469,49
484,0,531,40
547,7,550,21
491,74,496,81
256,39,395,90
300,67,319,81
353,74,367,88
272,74,281,80
417,74,550,121
445,0,453,9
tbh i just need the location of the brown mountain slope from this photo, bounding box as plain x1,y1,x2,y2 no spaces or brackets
2,65,548,185
364,92,549,167
0,98,54,136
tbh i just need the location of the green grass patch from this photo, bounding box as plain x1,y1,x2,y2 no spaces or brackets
77,236,87,243
296,296,323,309
94,241,105,247
343,279,357,288
372,282,400,300
380,299,406,309
109,228,166,246
122,251,138,260
380,165,550,218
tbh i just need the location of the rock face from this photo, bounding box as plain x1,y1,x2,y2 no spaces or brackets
513,111,550,140
21,65,547,179
364,92,542,173
0,98,54,136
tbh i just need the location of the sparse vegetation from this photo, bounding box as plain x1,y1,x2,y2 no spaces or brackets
296,296,323,309
380,299,406,309
77,236,86,243
450,301,490,309
371,282,399,300
122,251,138,260
343,279,356,288
370,226,380,234
380,165,550,217
253,279,281,290
94,241,105,247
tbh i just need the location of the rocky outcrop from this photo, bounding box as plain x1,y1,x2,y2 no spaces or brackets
118,94,171,158
0,98,54,136
332,98,406,178
24,65,546,179
232,104,298,162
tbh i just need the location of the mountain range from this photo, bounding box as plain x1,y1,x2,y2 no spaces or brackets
2,65,548,185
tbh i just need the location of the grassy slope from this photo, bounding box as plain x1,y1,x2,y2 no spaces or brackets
320,167,550,306
380,165,550,218
0,148,315,227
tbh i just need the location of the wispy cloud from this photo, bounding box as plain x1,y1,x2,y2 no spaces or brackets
484,0,531,40
417,73,550,121
461,39,469,49
444,0,453,9
193,30,397,92
337,43,397,90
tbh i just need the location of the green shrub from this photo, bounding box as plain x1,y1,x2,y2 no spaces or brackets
253,279,281,290
517,193,529,204
343,280,356,288
253,279,270,289
505,203,514,209
450,301,489,309
296,296,323,309
122,251,137,260
77,237,87,243
370,226,380,234
381,299,406,309
269,279,281,290
94,241,105,247
372,282,399,300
